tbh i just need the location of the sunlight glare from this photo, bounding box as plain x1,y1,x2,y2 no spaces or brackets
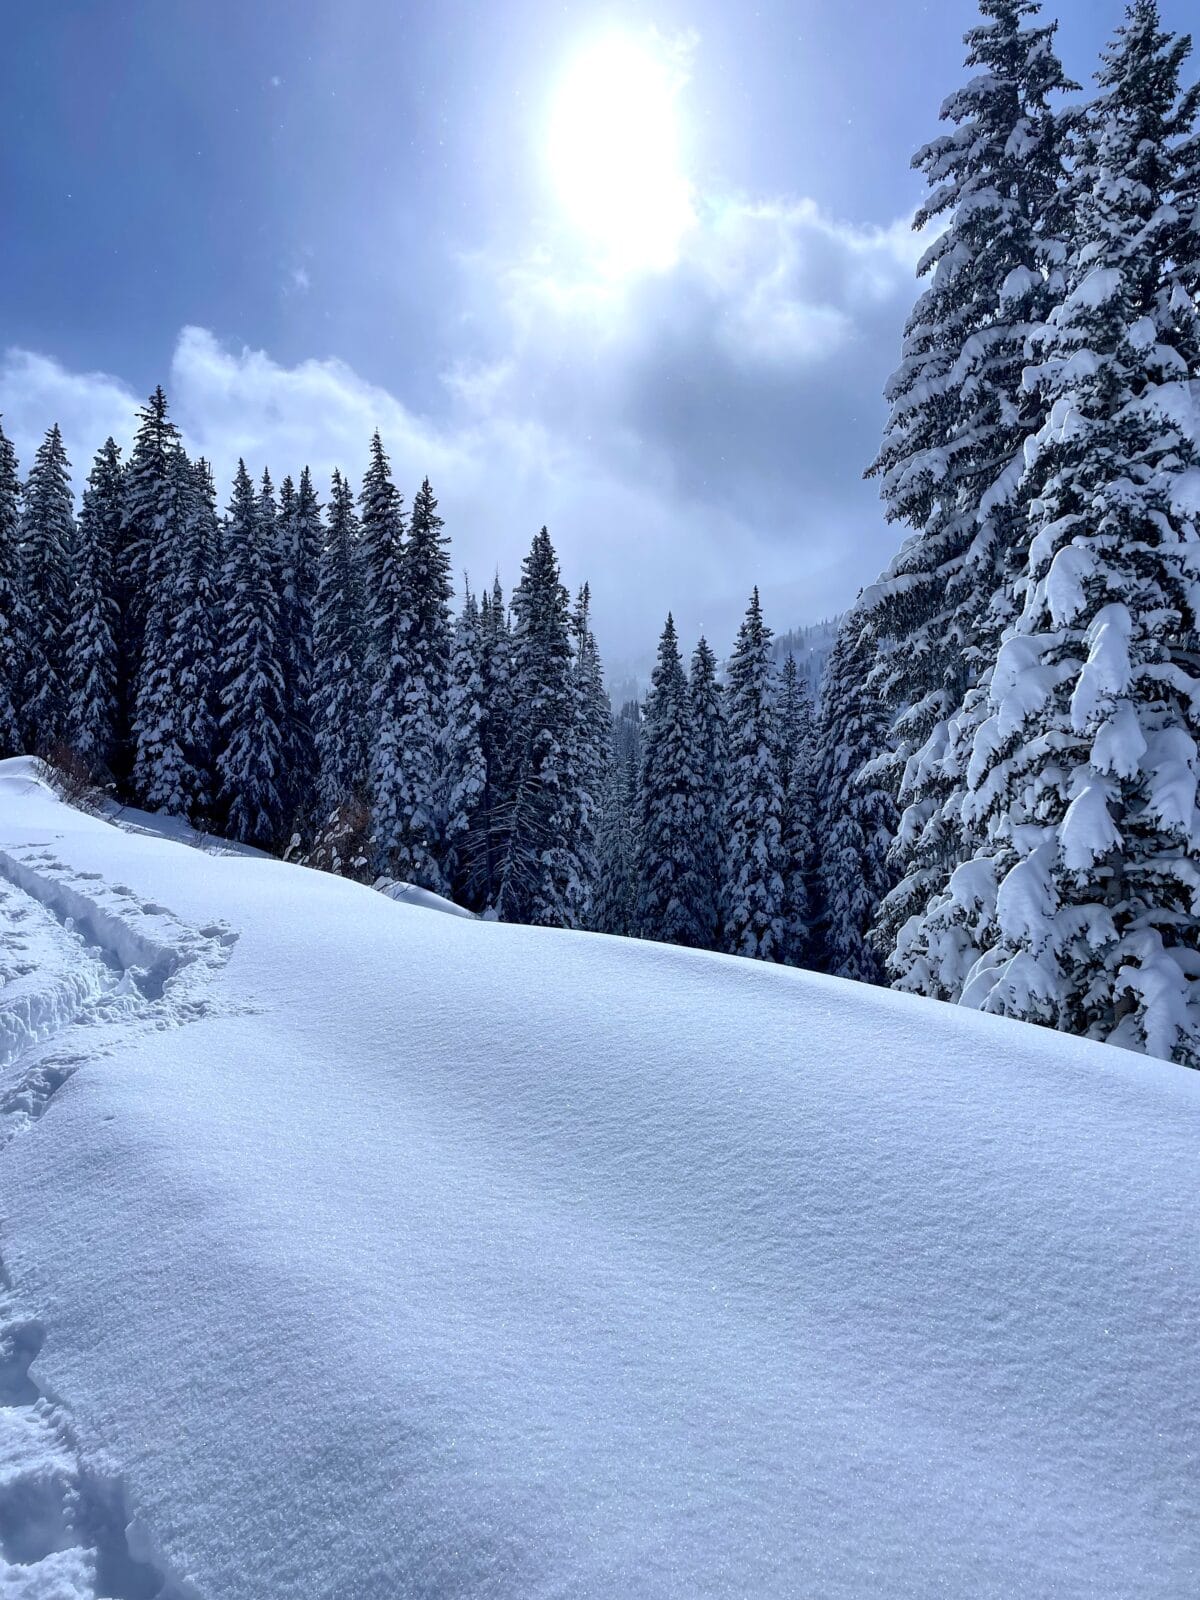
547,33,695,275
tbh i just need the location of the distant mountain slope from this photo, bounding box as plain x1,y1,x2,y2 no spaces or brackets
1,756,1197,1599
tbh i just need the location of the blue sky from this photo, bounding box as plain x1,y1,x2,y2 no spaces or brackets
1,0,1193,662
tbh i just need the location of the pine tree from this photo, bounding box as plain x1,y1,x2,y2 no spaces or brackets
568,583,611,929
117,387,179,777
20,424,75,751
311,468,367,818
689,637,726,950
721,589,787,962
443,584,488,900
499,528,581,925
279,466,321,828
865,1,1078,969
0,420,29,757
371,476,451,888
473,577,518,910
594,711,640,937
917,1,1200,1063
777,654,818,967
64,438,123,775
217,460,287,848
635,614,706,946
817,615,899,984
358,430,405,685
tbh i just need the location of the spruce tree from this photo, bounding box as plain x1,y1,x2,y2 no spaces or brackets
358,430,405,686
132,447,218,821
217,460,287,848
568,583,611,929
918,0,1200,1063
279,466,321,829
865,0,1077,969
118,387,179,777
689,637,726,951
371,476,451,888
64,438,123,775
474,577,518,909
721,589,787,962
499,528,581,925
635,614,706,946
20,424,75,752
311,468,367,818
594,713,639,937
777,654,818,967
443,584,488,901
0,420,29,757
817,615,899,984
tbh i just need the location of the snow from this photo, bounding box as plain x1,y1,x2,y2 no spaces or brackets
1,757,1199,1598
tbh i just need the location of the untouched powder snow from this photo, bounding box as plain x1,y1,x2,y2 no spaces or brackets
0,758,1198,1598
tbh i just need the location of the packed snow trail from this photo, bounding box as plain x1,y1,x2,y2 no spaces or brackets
0,756,1198,1598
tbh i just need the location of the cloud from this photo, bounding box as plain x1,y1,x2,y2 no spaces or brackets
0,189,921,666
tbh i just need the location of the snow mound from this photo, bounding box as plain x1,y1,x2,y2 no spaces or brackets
0,758,1198,1598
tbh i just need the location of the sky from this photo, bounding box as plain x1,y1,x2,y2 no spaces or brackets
1,0,1193,668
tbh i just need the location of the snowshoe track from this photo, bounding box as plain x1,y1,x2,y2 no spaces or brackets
1,847,231,1598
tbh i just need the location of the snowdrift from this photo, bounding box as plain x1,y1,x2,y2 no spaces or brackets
0,756,1197,1598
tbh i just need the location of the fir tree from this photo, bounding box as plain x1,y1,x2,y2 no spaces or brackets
118,387,179,776
311,469,367,818
594,711,640,937
635,614,706,946
0,420,29,757
777,654,818,967
279,466,321,828
917,1,1200,1063
371,476,451,888
817,615,899,984
217,460,287,848
689,637,726,951
499,528,581,926
721,589,787,962
358,430,405,684
865,0,1078,968
443,584,488,900
64,438,123,774
20,424,75,751
568,583,611,929
474,577,518,909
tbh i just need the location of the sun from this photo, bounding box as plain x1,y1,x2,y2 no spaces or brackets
547,33,695,275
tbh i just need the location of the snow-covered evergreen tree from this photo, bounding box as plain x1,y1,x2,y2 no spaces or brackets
132,447,218,821
777,654,818,967
217,460,287,848
473,577,518,909
594,711,640,937
443,584,488,901
63,438,123,775
721,590,787,962
20,424,75,751
817,615,899,984
118,387,179,776
358,430,405,686
910,1,1200,1062
689,637,725,951
0,420,29,758
499,528,581,926
279,466,321,828
635,614,706,946
371,476,451,888
311,468,367,818
865,0,1078,968
568,583,611,929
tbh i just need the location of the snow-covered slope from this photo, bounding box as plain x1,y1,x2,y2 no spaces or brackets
0,757,1197,1599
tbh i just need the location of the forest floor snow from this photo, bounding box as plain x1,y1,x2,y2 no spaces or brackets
0,754,1197,1598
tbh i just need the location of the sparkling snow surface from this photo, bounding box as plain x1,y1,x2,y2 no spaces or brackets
0,758,1198,1599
